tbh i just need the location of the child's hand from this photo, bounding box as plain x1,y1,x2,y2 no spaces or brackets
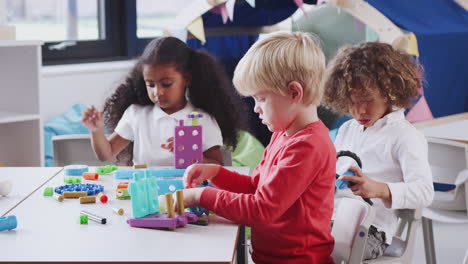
340,167,391,201
81,106,104,132
181,188,204,208
161,137,174,152
183,164,221,188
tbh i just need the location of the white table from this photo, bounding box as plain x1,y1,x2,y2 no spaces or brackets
0,166,250,263
0,167,62,216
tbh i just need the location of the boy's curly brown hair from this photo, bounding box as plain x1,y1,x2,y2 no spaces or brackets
323,42,423,114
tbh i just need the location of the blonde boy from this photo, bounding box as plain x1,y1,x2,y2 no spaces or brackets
182,31,336,264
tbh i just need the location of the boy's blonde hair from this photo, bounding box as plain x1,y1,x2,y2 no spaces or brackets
233,31,325,105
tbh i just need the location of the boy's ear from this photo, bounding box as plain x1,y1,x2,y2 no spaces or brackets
287,81,304,102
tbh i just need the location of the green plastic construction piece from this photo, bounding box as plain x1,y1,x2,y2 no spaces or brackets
64,177,81,184
80,215,88,224
43,187,53,196
190,111,201,126
116,188,131,200
97,165,118,175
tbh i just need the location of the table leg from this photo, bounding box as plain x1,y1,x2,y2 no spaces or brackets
236,225,247,264
422,217,437,264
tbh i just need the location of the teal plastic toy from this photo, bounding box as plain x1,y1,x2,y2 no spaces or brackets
128,170,159,218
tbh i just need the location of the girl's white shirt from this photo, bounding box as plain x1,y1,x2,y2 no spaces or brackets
334,109,434,244
114,102,223,167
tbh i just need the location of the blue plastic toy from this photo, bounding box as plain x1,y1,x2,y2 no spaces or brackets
64,164,89,176
0,215,17,231
335,151,362,190
54,183,104,195
336,169,358,189
189,206,209,217
157,178,184,194
148,168,186,178
335,150,373,205
114,169,145,179
115,168,186,180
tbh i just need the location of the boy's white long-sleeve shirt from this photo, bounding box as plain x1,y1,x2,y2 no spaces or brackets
334,109,434,244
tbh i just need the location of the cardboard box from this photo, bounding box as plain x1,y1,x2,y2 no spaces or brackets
415,113,468,213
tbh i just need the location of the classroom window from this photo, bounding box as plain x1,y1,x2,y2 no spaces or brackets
136,0,191,38
2,0,196,64
5,0,103,42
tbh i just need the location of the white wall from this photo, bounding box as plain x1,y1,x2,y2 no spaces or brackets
41,60,134,122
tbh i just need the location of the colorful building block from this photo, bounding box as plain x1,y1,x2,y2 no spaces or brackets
128,171,159,218
83,172,99,180
43,187,54,196
64,165,88,176
116,188,131,200
188,111,203,126
117,182,129,189
97,192,108,203
96,165,118,175
127,211,198,229
157,178,184,194
79,215,88,224
147,168,186,177
64,177,81,184
113,208,124,215
55,183,104,196
174,112,203,169
114,169,145,179
190,206,209,217
63,191,88,198
133,164,147,169
53,193,64,202
127,191,198,230
79,196,96,204
0,215,17,231
115,168,186,180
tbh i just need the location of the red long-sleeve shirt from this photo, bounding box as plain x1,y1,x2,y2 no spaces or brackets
200,121,336,264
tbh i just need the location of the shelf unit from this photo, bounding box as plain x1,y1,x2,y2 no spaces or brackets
0,40,44,166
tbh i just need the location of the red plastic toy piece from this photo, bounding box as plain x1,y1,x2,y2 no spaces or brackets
97,192,108,203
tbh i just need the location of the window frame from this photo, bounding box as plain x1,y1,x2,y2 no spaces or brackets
43,0,147,65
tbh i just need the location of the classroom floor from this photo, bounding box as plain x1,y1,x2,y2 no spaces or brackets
245,220,468,264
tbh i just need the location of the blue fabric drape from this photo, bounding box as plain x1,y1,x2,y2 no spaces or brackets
368,0,468,117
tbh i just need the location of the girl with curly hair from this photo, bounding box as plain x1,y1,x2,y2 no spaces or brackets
323,42,434,260
82,37,245,166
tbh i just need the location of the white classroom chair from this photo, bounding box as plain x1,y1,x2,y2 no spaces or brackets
52,134,113,166
332,198,376,264
332,198,421,264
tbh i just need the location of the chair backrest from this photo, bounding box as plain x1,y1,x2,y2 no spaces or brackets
52,134,233,167
52,134,113,167
375,208,421,263
332,198,376,264
363,208,421,264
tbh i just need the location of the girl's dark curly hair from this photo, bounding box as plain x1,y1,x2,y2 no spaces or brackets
103,37,246,165
323,42,423,115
